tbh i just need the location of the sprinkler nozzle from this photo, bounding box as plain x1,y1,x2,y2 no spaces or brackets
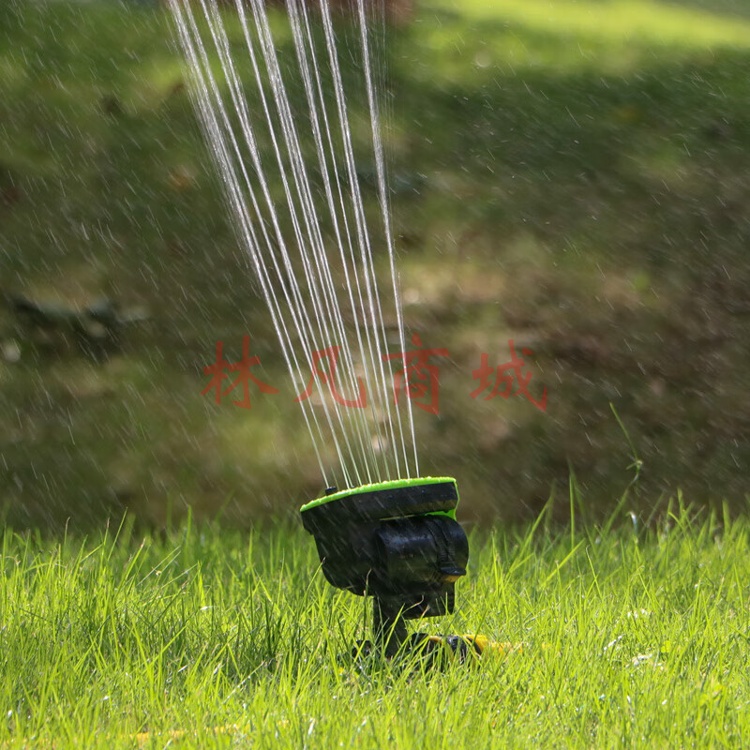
300,477,468,654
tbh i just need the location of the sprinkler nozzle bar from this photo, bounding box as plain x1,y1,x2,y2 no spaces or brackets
300,477,468,621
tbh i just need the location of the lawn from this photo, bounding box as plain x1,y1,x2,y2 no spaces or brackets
1,505,748,748
2,1,750,747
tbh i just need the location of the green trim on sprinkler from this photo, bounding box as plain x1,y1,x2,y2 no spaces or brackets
300,476,460,519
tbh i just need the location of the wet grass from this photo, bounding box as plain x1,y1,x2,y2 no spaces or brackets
1,505,749,748
2,0,750,528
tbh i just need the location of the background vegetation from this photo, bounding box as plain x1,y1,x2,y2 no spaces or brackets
2,0,750,530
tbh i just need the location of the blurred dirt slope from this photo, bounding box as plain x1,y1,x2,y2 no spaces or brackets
1,0,749,530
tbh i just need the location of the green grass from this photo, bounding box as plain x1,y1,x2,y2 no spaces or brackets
1,507,749,748
429,0,750,51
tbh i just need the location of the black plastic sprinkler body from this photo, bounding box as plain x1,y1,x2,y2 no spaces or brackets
300,477,469,656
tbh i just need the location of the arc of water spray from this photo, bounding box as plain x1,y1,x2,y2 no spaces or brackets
172,0,346,486
167,0,419,487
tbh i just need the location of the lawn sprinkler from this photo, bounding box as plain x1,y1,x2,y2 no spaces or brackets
301,477,486,659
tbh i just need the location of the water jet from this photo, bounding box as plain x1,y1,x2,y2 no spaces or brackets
168,0,488,659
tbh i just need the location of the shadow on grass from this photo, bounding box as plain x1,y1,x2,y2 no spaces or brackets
665,0,750,21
